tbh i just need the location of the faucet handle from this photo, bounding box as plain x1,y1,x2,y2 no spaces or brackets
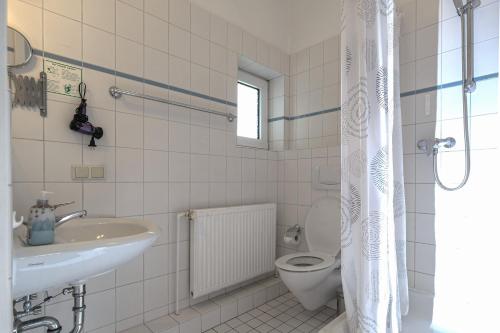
53,201,75,209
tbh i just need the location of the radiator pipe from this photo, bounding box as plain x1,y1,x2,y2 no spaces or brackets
176,210,193,315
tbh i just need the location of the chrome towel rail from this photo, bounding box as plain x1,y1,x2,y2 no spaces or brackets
109,86,236,122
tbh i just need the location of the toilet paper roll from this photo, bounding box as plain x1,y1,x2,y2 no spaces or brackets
284,234,300,246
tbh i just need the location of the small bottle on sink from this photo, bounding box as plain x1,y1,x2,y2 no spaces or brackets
26,191,73,246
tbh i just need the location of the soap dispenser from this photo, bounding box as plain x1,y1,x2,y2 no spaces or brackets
25,191,73,246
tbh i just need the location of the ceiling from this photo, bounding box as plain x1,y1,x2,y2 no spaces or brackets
190,0,341,54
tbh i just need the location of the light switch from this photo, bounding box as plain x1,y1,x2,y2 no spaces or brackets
73,166,90,179
90,166,105,179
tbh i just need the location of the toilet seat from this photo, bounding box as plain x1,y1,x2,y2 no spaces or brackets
275,251,337,272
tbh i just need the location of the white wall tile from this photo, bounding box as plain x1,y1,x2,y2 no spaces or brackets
116,1,143,43
86,289,116,331
145,48,169,85
210,42,227,73
190,125,210,154
169,0,190,30
169,152,190,182
116,182,144,216
415,243,436,275
12,139,44,182
144,244,169,278
227,24,242,54
144,117,169,151
191,35,210,68
83,0,115,33
169,122,190,152
190,182,209,208
116,282,144,321
83,24,115,69
84,182,116,216
168,182,190,212
415,213,435,245
45,141,82,182
170,24,190,60
191,4,210,39
144,182,169,214
169,56,191,89
117,148,143,182
116,37,144,77
117,255,144,286
145,275,169,311
145,0,169,22
210,14,227,46
145,14,169,53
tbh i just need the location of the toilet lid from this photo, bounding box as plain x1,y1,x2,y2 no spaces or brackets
305,196,341,255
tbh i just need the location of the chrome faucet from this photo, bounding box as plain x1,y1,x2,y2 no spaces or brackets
55,210,87,228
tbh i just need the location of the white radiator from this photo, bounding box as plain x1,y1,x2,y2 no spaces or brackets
189,203,276,299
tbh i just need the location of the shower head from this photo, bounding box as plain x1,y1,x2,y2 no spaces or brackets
453,0,464,11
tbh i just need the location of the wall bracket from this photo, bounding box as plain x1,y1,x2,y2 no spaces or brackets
9,71,47,117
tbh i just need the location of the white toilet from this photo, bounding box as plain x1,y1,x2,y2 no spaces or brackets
275,196,342,310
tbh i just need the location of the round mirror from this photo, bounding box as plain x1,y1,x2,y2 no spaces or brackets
7,27,33,68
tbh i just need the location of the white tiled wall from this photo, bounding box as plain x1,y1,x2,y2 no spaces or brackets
398,0,499,293
277,0,500,297
275,147,341,258
8,0,288,331
287,36,341,150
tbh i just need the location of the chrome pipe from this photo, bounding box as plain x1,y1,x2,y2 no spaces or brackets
109,86,237,122
13,317,61,333
68,284,86,333
12,285,86,333
464,2,477,92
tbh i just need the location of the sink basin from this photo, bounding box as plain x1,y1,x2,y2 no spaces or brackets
13,218,159,297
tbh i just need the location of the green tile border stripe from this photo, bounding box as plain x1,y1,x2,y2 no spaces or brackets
32,49,238,108
269,72,498,122
30,49,496,122
400,72,498,97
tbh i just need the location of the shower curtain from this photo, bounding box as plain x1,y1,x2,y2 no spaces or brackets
340,1,408,332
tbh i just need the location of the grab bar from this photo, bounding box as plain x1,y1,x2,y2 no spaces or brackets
109,86,236,122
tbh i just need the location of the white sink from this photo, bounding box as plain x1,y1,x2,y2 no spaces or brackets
13,218,159,297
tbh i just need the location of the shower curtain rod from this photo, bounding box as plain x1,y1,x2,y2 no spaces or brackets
109,86,236,122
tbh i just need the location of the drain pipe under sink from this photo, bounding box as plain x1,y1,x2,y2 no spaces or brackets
13,284,86,333
68,284,86,333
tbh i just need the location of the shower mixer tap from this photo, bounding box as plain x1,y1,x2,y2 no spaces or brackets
417,137,456,156
419,0,479,191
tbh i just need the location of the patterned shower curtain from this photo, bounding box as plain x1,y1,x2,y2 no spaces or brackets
340,0,408,332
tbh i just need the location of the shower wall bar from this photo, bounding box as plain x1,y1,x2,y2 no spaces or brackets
109,86,237,122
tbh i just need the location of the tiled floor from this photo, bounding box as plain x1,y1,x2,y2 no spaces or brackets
205,293,337,333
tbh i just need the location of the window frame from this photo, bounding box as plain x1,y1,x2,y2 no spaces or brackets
236,70,269,149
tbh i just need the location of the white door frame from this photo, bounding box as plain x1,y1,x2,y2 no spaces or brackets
0,0,13,330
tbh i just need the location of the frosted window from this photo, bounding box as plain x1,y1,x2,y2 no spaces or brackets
237,82,260,139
